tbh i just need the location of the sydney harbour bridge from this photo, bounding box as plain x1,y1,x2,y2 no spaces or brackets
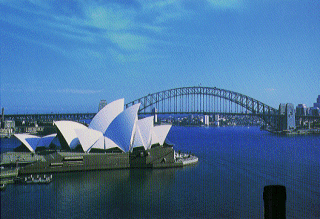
3,86,319,128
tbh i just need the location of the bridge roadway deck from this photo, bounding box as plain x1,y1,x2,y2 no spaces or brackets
3,112,319,123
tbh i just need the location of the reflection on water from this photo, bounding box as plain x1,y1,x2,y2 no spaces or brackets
1,127,320,218
1,168,181,219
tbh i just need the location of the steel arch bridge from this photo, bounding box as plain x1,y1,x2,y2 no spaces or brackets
125,86,278,125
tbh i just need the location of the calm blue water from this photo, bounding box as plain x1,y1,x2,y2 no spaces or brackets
1,127,319,218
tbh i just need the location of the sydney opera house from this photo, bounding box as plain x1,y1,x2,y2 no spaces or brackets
12,99,197,174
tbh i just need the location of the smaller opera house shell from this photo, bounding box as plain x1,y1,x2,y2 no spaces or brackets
14,99,190,174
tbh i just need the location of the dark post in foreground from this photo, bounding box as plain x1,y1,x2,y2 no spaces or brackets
263,185,286,219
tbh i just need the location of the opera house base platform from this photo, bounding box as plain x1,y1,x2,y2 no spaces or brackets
1,146,198,176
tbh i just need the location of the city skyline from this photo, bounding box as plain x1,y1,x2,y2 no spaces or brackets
1,0,319,114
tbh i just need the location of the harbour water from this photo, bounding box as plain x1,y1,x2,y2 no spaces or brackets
1,126,319,218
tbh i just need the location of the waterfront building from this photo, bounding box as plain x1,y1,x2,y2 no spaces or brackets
6,99,198,174
2,120,15,130
98,100,108,112
0,120,16,137
296,104,308,116
186,115,197,125
279,103,286,115
1,108,4,128
309,107,320,116
13,99,172,154
278,103,296,131
314,95,320,108
286,103,296,130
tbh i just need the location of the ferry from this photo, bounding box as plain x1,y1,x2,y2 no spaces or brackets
24,174,53,184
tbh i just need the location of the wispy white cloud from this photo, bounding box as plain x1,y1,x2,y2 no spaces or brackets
140,0,187,23
0,81,48,93
109,48,151,63
108,33,151,51
265,88,277,93
26,0,51,9
84,4,134,31
55,88,103,94
1,0,226,63
1,81,102,95
206,0,244,10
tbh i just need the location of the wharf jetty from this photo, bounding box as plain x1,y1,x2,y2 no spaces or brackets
269,128,320,136
0,168,19,189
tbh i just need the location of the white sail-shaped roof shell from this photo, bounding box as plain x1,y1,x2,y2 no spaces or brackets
104,103,141,152
54,121,87,149
132,125,145,150
14,134,40,152
87,136,124,153
104,136,123,151
138,116,154,149
132,116,154,150
150,125,172,148
75,128,103,152
150,131,159,148
89,135,105,151
89,98,124,133
37,134,57,147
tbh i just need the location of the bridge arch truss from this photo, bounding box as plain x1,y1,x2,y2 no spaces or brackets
125,87,278,122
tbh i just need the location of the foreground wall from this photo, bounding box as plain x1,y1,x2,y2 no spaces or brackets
130,146,178,168
19,152,130,174
18,146,183,175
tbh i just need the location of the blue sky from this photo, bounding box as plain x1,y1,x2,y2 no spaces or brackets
1,0,319,114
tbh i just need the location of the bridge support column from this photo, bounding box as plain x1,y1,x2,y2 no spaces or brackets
214,114,220,127
152,108,158,124
204,115,209,126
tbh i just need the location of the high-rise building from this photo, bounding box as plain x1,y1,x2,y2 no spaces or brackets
286,103,296,130
278,103,296,131
309,95,320,116
314,95,320,108
309,107,320,116
296,104,307,116
1,108,4,128
98,100,107,112
279,103,286,115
